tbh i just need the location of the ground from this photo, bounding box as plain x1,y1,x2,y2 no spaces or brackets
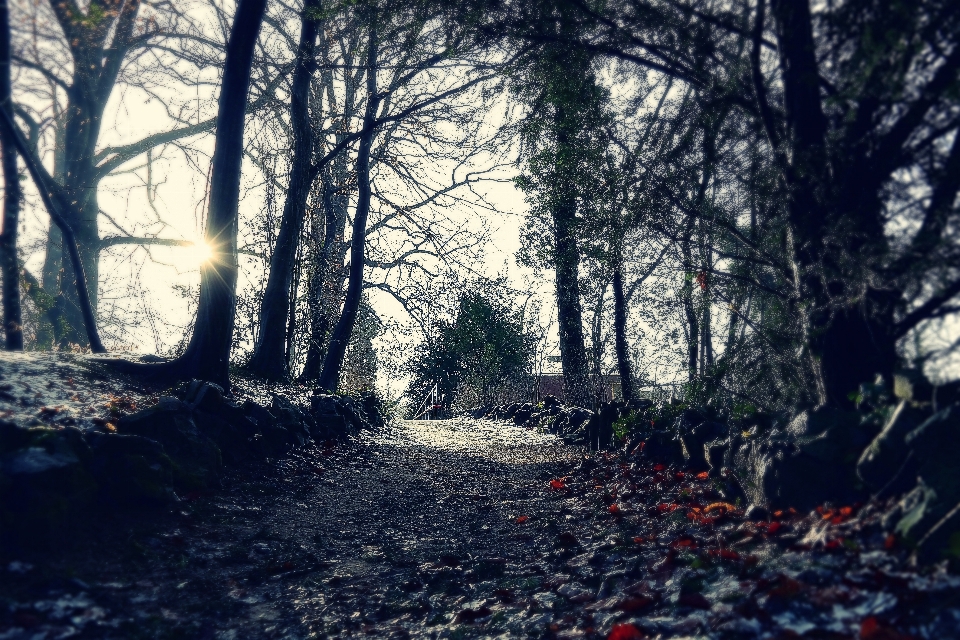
1,355,959,639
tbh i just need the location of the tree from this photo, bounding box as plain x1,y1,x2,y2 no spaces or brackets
102,0,267,388
0,0,20,350
405,280,536,412
247,0,321,380
512,18,611,408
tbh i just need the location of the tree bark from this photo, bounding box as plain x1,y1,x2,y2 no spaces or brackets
612,264,633,403
169,0,267,388
317,22,378,392
770,0,897,407
0,0,20,350
248,0,320,380
551,98,592,408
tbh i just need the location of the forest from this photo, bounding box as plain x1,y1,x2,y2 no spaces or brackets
1,0,960,638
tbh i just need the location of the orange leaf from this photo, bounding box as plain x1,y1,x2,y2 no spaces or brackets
704,502,737,514
696,471,709,480
839,506,853,516
607,623,644,640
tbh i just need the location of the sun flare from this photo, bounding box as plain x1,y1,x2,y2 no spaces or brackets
189,239,214,265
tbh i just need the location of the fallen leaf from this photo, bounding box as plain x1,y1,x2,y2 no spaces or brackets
608,504,621,515
860,616,911,640
607,623,644,640
653,464,666,471
516,515,529,524
550,479,567,490
704,502,738,514
696,471,709,480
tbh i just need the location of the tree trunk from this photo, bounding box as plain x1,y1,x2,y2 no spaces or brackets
770,0,897,406
0,0,20,350
248,0,320,380
681,214,699,382
551,99,591,408
301,158,349,381
612,264,633,403
317,23,378,392
171,0,267,388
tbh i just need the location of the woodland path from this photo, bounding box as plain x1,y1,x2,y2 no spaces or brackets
1,418,587,639
4,415,959,639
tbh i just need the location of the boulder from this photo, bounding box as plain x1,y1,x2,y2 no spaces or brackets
0,424,97,534
118,405,222,490
857,401,926,493
675,410,727,470
882,404,960,564
86,432,175,505
737,408,877,511
642,429,684,465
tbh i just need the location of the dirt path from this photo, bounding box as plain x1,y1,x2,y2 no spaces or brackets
4,416,959,640
1,419,585,639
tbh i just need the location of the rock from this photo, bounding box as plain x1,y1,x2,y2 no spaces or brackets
740,408,877,511
0,425,97,536
642,430,684,465
704,438,730,476
118,405,222,491
744,504,769,521
881,404,960,564
675,411,726,470
86,432,175,505
243,399,278,428
857,401,925,493
271,395,310,445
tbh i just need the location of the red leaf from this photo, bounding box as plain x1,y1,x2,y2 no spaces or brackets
608,623,645,640
884,534,896,550
550,479,566,490
516,516,529,524
674,471,685,479
653,463,666,471
860,616,912,640
609,504,621,515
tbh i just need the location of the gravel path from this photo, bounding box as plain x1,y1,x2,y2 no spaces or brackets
1,418,586,639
